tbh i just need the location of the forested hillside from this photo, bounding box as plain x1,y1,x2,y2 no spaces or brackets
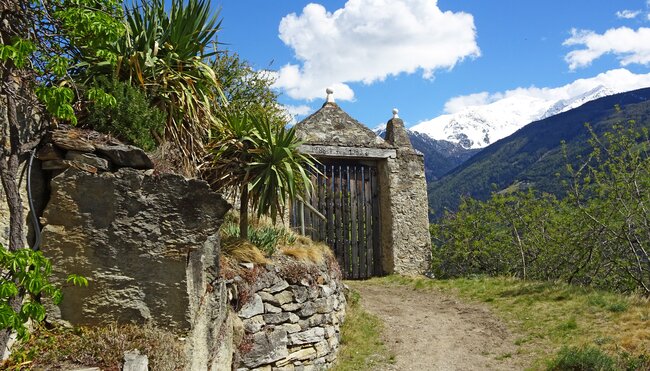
427,87,650,218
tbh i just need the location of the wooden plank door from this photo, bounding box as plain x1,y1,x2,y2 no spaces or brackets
291,161,381,279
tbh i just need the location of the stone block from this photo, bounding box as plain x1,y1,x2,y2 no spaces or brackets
65,151,110,171
279,323,302,334
281,302,301,312
51,130,95,152
40,167,230,333
244,315,266,334
95,143,153,169
123,349,148,371
277,346,316,366
37,143,63,161
264,303,282,314
292,286,309,303
288,327,325,346
258,291,279,306
263,312,298,325
274,290,294,305
241,328,288,368
240,295,264,319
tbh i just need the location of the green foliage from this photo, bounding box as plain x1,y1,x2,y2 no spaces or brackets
0,0,125,124
112,0,223,173
431,120,650,294
547,346,615,371
221,222,297,255
0,244,86,341
85,78,165,151
207,110,318,238
212,52,286,122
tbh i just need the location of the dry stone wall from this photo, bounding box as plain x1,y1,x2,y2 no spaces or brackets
227,256,346,371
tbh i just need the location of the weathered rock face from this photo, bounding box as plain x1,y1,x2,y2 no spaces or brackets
228,256,346,370
39,166,232,369
41,167,229,328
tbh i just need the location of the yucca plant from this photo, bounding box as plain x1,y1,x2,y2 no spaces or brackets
112,0,223,174
206,110,318,239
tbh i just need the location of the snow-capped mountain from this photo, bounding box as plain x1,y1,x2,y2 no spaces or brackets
411,85,622,149
540,85,616,119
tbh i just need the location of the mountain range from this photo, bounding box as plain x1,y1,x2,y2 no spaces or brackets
410,85,618,149
376,128,479,181
426,87,650,219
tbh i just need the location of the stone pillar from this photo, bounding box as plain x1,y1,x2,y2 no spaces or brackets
383,113,431,275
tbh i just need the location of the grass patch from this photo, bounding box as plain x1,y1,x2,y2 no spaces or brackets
332,289,395,371
2,323,185,370
371,275,650,370
547,346,615,371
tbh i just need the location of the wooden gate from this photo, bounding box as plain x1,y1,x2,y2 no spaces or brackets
291,161,381,279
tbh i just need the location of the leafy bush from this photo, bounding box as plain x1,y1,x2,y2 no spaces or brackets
85,77,165,151
0,245,87,341
431,122,650,294
547,346,615,371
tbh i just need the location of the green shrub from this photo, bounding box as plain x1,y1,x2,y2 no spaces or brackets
547,346,615,371
85,77,165,151
430,122,650,295
220,222,296,255
0,245,87,341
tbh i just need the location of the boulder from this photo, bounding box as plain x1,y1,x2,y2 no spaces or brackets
51,130,95,152
65,151,110,171
40,167,230,331
95,143,154,169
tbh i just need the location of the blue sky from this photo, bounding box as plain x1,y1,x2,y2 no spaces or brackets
216,0,650,128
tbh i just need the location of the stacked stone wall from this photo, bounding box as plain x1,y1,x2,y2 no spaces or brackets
227,256,346,371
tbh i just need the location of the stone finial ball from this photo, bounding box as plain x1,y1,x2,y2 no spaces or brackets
392,108,399,115
326,88,334,95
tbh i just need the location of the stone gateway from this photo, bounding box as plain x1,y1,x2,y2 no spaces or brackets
292,91,431,277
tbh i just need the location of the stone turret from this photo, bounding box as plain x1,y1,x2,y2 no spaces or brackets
384,108,413,149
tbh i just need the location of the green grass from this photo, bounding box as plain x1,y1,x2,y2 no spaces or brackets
371,275,650,370
332,289,395,371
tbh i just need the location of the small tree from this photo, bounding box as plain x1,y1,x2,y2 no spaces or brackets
206,110,317,239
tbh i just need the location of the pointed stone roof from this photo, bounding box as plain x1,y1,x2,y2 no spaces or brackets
295,92,393,149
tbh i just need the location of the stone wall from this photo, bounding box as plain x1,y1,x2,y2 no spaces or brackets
383,117,431,275
33,128,233,369
226,255,346,370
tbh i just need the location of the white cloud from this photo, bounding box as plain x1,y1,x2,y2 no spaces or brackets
441,69,650,115
273,0,480,101
616,9,641,19
563,27,650,70
282,104,312,126
444,92,495,113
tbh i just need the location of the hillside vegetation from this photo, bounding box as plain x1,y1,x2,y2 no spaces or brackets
428,88,650,218
431,120,650,294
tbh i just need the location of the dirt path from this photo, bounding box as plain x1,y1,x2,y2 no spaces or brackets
346,281,527,371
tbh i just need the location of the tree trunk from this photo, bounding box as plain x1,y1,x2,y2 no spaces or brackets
239,185,249,240
0,0,35,357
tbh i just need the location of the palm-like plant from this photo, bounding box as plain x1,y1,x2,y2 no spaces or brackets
114,0,223,174
206,110,318,239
